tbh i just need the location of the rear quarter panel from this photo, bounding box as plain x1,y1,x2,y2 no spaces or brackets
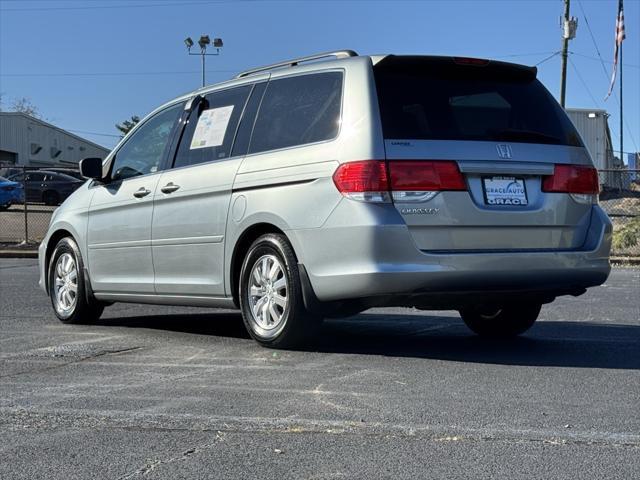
224,57,386,295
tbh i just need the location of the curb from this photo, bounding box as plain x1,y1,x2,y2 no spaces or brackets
0,249,38,258
610,257,640,266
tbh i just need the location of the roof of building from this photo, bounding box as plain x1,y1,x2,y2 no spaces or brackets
0,112,110,152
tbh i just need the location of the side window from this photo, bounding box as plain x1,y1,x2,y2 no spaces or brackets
249,71,343,154
28,172,45,182
173,85,251,169
111,103,183,181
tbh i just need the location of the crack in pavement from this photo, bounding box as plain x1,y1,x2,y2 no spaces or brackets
0,346,143,379
117,431,226,479
1,407,638,450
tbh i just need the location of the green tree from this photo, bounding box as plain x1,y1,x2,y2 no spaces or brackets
115,115,140,136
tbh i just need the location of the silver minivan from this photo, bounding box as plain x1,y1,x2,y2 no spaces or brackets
38,51,612,347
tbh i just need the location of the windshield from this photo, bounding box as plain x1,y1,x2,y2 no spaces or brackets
374,57,583,147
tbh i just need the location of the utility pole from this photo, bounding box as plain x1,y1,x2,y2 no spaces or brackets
559,0,577,108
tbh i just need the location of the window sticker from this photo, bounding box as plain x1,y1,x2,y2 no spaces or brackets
190,105,234,149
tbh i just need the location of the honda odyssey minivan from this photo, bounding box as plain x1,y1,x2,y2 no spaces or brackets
38,50,612,347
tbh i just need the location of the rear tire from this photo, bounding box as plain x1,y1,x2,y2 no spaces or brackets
460,303,541,337
48,237,104,324
239,234,321,348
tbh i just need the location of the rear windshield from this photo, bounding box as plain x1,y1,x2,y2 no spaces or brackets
374,57,583,147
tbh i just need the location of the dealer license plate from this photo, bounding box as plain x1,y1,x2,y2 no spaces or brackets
482,176,528,206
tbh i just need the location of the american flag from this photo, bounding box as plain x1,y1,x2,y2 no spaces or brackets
606,0,626,100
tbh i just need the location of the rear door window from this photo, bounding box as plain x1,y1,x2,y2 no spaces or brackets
248,71,343,154
27,172,45,182
173,85,251,169
374,57,583,147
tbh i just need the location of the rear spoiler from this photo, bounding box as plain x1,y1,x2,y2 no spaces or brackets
374,55,538,82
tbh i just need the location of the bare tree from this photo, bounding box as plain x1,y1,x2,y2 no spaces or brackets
10,97,42,118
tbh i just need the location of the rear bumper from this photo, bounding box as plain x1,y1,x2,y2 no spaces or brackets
291,204,612,304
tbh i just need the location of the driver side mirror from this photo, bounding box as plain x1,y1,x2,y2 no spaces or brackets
79,157,104,180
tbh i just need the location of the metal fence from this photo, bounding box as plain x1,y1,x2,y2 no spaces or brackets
0,164,83,245
1,164,639,257
599,169,640,257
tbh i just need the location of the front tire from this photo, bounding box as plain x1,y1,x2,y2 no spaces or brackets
460,303,541,338
48,237,104,324
239,234,320,348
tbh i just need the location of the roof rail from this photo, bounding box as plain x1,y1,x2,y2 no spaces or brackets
236,50,358,79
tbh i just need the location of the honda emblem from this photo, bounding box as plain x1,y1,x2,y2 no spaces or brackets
496,144,513,159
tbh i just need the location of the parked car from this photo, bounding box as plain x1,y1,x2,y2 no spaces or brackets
45,168,86,181
0,176,24,210
38,51,612,347
8,171,83,206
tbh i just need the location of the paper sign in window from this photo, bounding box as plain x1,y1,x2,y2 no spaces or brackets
190,105,234,149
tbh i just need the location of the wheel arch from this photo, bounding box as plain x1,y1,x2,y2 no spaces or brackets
45,229,75,285
229,223,295,308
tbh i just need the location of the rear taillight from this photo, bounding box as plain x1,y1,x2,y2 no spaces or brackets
542,164,599,204
542,165,599,194
333,160,466,203
332,160,390,203
389,161,466,191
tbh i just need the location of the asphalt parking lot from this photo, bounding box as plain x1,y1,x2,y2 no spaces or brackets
0,259,638,479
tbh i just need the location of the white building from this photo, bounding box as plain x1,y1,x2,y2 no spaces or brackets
0,112,110,168
565,108,615,171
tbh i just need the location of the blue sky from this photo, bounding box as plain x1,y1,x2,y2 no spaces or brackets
0,0,638,159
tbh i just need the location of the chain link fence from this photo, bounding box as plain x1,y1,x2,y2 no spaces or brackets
1,164,639,257
0,163,84,246
599,169,640,257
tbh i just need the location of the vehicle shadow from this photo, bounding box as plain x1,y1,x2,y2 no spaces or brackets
95,312,251,340
318,313,640,370
95,311,640,370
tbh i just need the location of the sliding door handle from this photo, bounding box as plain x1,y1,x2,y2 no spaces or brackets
160,182,180,194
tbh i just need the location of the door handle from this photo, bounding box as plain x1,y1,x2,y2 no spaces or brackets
160,182,180,194
133,187,151,198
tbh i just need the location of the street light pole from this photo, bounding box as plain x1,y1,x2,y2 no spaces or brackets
202,50,206,87
184,35,224,88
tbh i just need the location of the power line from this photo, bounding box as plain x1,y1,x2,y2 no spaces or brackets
576,0,638,153
535,51,561,67
568,56,601,109
65,129,121,138
576,0,617,79
0,0,253,12
570,51,640,69
0,51,567,78
0,69,238,78
493,51,559,59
